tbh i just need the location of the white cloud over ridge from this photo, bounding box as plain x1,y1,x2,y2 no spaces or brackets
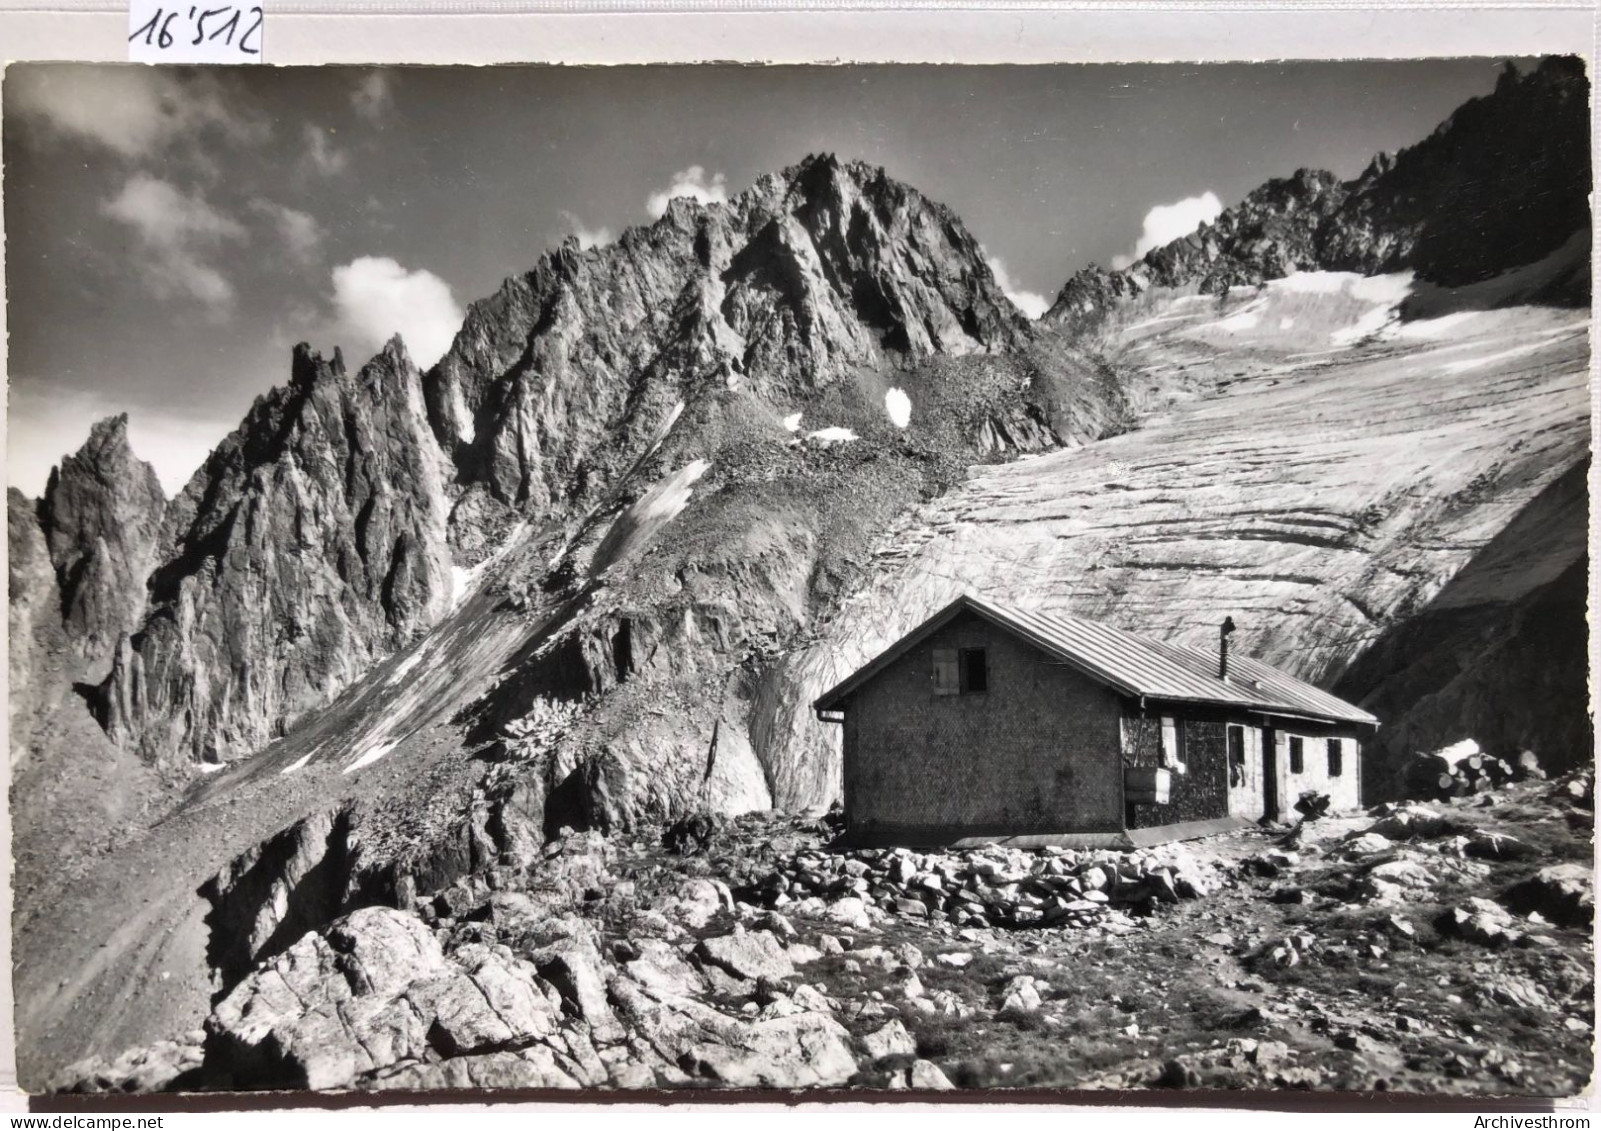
332,256,463,369
647,166,729,218
9,66,264,159
6,385,235,498
561,210,614,250
985,254,1050,320
102,174,247,313
1110,191,1224,270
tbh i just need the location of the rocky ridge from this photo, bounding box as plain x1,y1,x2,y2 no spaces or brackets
30,155,1049,776
34,414,167,674
95,340,456,770
1047,58,1590,329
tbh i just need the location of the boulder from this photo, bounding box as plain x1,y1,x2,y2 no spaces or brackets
364,1047,584,1092
422,945,561,1056
1342,832,1395,857
51,1040,203,1094
907,1060,956,1090
825,897,871,930
1464,830,1542,861
1503,864,1594,926
668,877,727,929
1365,858,1436,891
1435,898,1522,949
694,930,796,982
532,935,624,1041
1000,975,1043,1013
683,1013,859,1088
206,907,457,1090
861,1019,918,1063
890,968,926,1000
1371,805,1464,840
622,938,708,1000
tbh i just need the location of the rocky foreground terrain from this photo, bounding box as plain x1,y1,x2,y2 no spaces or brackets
53,770,1593,1096
10,58,1593,1093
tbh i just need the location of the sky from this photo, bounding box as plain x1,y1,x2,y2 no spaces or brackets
3,59,1522,496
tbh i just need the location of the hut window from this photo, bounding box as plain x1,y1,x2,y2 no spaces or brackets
1327,738,1344,777
1161,717,1185,771
1227,725,1246,786
959,648,988,693
932,649,959,696
1289,735,1305,774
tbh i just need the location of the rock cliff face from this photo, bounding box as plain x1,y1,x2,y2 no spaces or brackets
68,155,1036,775
32,415,166,674
97,340,455,770
428,155,1028,528
9,487,64,744
1048,57,1590,328
7,427,171,915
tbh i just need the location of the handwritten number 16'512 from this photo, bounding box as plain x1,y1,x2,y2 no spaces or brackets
130,6,263,55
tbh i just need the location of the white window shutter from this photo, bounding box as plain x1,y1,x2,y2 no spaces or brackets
932,648,959,696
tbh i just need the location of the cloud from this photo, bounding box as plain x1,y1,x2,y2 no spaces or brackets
646,166,729,218
6,385,236,497
1110,191,1224,270
560,210,613,250
985,255,1050,320
102,174,246,313
250,200,322,265
331,256,463,369
351,71,393,122
303,124,350,177
8,65,265,159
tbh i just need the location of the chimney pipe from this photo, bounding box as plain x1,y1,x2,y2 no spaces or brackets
1219,616,1237,681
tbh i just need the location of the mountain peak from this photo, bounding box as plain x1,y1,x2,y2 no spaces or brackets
36,413,166,672
1046,53,1590,327
81,412,132,455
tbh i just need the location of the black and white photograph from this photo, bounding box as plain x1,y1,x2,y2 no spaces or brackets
3,52,1593,1105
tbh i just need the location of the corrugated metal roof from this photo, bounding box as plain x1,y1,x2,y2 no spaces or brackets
815,593,1378,726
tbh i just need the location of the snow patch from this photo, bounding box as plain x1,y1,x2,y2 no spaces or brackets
1391,311,1486,341
198,762,226,775
387,649,425,685
587,460,712,578
1122,312,1198,333
783,412,804,433
448,380,475,445
807,427,859,445
1349,273,1414,304
343,740,397,775
1330,275,1415,346
450,565,475,605
279,751,314,776
1272,271,1353,295
1217,310,1260,332
1278,317,1296,331
884,388,912,429
1330,306,1398,345
631,459,710,525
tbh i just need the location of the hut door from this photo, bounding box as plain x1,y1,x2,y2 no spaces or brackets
1262,725,1279,821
